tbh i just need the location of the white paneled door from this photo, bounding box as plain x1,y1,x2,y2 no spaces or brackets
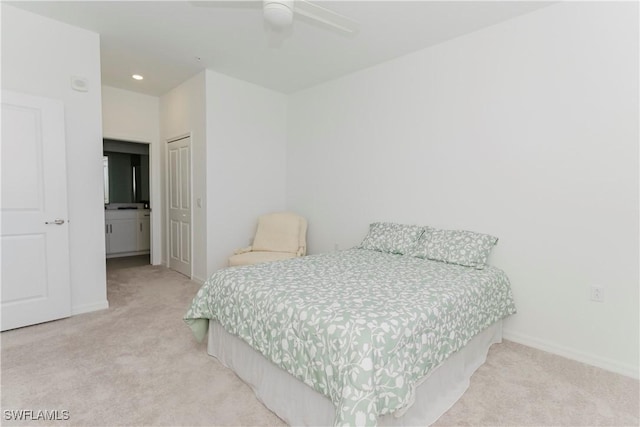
167,136,191,277
1,91,71,331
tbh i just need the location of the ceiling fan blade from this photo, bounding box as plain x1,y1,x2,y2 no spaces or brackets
294,0,359,34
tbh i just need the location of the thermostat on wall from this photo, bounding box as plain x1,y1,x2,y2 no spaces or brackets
71,76,88,92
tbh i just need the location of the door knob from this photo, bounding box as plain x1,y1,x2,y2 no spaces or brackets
45,219,65,225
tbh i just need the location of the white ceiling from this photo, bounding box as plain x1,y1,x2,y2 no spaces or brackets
9,1,553,96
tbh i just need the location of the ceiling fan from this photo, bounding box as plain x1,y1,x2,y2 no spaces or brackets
192,0,359,43
262,0,358,34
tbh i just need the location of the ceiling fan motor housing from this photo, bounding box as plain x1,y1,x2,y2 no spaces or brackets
263,0,294,29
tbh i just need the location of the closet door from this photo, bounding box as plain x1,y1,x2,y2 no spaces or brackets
167,136,191,278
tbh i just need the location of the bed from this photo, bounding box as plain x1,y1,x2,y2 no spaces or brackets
185,239,516,426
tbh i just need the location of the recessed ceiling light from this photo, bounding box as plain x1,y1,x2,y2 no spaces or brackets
132,74,144,80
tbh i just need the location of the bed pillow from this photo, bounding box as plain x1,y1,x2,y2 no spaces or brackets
411,228,498,269
359,222,425,255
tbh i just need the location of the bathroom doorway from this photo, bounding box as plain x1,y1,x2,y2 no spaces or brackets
103,139,152,266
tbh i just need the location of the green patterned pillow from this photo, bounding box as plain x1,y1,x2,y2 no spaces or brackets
411,228,498,269
359,222,425,255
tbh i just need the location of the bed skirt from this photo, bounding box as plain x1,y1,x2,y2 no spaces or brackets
208,320,502,426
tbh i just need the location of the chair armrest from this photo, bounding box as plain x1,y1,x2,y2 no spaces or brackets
234,246,253,255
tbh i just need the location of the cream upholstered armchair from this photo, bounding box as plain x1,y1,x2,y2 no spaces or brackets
228,212,307,267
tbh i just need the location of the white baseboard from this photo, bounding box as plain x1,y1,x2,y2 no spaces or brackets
191,276,205,285
71,300,109,316
503,329,639,380
106,250,149,259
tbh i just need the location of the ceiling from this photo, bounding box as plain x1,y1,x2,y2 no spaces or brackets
8,1,553,96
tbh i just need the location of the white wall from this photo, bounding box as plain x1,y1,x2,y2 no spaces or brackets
102,86,162,265
159,72,207,280
205,70,287,276
1,5,108,314
286,2,639,378
159,70,287,281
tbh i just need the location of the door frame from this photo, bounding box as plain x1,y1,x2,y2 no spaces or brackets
101,137,156,264
165,133,193,278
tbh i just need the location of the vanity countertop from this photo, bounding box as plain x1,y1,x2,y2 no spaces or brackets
105,203,149,211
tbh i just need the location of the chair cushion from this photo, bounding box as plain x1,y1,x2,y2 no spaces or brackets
251,212,301,254
228,251,297,267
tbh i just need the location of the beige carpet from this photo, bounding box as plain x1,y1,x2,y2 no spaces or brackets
1,261,638,426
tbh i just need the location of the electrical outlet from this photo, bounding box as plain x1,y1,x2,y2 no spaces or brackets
590,286,604,302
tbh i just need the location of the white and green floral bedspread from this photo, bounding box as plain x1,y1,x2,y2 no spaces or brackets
184,249,516,426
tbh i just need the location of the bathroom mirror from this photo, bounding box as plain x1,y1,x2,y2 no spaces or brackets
103,139,150,205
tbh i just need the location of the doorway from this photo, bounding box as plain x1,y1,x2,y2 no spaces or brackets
103,139,152,265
